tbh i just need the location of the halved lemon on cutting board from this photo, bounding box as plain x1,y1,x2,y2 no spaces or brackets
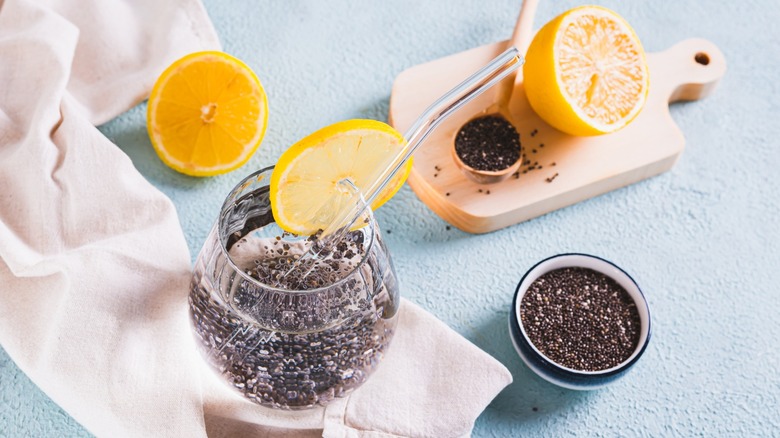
270,120,411,235
523,6,649,136
147,51,268,176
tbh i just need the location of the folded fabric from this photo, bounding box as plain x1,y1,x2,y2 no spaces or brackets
0,0,512,436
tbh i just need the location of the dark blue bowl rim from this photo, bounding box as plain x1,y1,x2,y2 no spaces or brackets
510,253,652,378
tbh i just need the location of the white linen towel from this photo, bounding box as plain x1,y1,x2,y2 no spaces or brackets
0,0,512,436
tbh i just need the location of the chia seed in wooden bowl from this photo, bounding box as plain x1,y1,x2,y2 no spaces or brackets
454,115,521,172
452,115,522,184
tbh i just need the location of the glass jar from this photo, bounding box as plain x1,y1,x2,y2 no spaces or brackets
188,167,400,409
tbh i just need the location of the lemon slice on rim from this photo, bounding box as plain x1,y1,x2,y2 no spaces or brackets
270,120,412,235
523,6,649,136
147,51,268,176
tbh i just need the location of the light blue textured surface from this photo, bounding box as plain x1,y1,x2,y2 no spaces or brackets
3,0,780,436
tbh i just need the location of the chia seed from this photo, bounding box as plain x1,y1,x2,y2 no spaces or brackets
520,267,640,371
454,115,521,171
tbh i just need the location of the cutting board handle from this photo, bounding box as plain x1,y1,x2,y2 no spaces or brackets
655,38,727,103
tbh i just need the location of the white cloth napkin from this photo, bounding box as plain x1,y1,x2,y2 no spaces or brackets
0,0,512,436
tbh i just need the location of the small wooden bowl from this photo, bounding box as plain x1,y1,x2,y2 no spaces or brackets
451,146,521,184
448,0,535,186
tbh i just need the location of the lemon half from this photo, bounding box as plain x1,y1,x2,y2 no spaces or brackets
524,6,649,136
147,51,268,176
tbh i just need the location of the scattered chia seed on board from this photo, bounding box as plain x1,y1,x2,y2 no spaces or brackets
454,115,521,171
520,267,641,371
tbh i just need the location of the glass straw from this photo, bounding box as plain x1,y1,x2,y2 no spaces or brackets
283,47,524,281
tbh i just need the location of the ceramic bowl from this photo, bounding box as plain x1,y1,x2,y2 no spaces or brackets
508,253,651,390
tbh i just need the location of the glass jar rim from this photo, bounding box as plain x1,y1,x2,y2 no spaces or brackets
216,166,377,295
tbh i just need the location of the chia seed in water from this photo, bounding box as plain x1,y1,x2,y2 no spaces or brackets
520,267,640,371
189,187,399,409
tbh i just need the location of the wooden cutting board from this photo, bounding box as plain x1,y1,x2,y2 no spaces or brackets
388,38,726,233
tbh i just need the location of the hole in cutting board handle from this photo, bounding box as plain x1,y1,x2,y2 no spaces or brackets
694,52,710,66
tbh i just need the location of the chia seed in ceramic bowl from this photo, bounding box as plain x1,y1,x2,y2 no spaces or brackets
508,253,651,390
